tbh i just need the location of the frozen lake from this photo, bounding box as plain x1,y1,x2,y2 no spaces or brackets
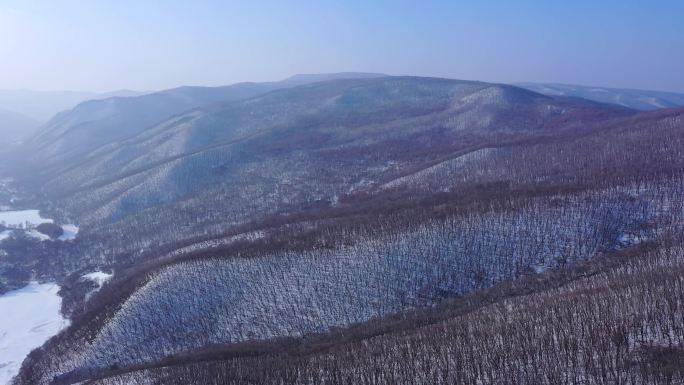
0,282,69,385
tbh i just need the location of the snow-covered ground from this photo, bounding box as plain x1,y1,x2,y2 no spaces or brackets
82,271,113,301
0,210,52,228
0,210,79,242
82,271,112,290
58,224,79,241
25,230,51,241
0,282,68,385
0,231,11,242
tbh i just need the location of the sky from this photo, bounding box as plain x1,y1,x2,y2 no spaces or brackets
0,0,683,93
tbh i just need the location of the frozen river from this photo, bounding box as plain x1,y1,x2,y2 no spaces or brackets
0,209,78,384
0,282,68,384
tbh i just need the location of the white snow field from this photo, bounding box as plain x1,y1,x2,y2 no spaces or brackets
0,210,79,241
0,282,68,385
0,210,52,228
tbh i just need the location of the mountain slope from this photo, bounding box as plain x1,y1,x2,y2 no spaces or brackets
5,76,684,385
80,240,684,385
518,82,684,110
21,73,390,170
24,83,282,166
26,77,634,254
13,102,684,385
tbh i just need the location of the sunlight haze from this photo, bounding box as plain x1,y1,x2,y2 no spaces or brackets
1,0,683,92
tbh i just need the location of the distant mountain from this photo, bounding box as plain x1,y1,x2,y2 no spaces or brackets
281,72,388,85
25,83,281,165
0,108,40,148
0,89,149,123
518,82,684,110
22,76,633,251
23,73,391,167
96,90,148,99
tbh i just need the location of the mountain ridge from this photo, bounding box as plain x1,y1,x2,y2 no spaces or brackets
518,82,684,110
21,73,395,170
17,77,635,249
0,89,149,123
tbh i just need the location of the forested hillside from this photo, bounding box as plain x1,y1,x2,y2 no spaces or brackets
5,76,683,384
19,77,633,260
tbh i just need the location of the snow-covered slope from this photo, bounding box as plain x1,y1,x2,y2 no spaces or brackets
8,79,684,385
24,77,633,258
518,82,684,110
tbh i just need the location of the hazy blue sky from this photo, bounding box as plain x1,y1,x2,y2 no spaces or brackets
1,0,682,92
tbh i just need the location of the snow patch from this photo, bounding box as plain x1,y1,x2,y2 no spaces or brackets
0,282,68,385
530,263,550,274
0,230,12,243
0,210,52,228
58,224,79,241
616,233,643,249
0,211,79,242
82,271,113,301
25,230,51,241
82,271,112,289
637,96,666,109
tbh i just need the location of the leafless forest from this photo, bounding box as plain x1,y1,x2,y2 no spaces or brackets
2,77,683,384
